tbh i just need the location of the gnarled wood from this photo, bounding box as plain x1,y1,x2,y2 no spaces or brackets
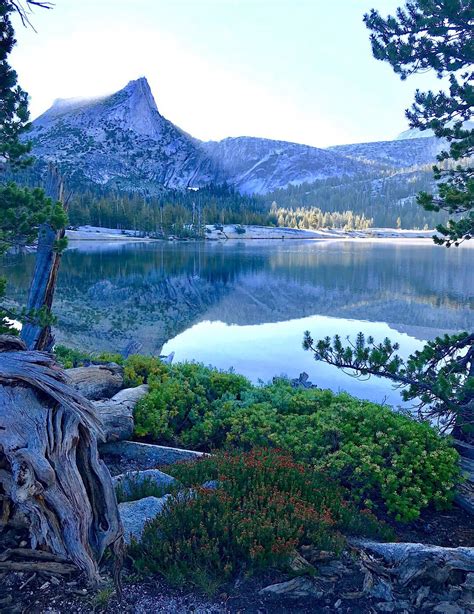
350,539,474,587
0,341,123,583
92,384,149,442
65,364,124,401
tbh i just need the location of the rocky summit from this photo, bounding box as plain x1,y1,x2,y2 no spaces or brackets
29,77,216,192
28,76,442,195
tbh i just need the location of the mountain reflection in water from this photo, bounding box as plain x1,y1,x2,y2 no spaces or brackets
4,239,473,406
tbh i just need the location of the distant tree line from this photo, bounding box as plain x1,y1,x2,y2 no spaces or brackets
262,168,450,229
11,160,455,233
66,184,271,236
270,203,373,230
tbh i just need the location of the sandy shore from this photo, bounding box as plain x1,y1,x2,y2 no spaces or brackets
66,224,440,243
204,224,437,241
66,226,153,241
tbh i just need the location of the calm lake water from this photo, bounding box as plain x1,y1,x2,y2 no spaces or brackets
5,239,473,408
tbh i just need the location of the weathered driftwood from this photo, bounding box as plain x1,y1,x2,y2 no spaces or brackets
65,364,124,400
0,560,77,574
0,339,123,583
21,165,67,351
350,539,474,587
92,384,149,442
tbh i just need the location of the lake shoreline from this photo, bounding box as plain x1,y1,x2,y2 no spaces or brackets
66,224,442,243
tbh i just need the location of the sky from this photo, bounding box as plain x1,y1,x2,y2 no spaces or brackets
11,0,445,147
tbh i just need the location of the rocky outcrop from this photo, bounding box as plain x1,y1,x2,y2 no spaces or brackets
100,440,204,475
118,495,170,544
113,468,178,499
29,77,216,192
65,363,123,400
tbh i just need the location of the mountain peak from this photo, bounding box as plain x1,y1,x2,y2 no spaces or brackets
35,76,161,136
121,76,154,102
107,76,163,137
124,76,151,89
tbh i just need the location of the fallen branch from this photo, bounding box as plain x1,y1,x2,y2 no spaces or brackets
350,539,474,587
0,560,77,574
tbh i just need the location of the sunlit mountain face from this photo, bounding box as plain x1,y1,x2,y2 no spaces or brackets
26,77,443,199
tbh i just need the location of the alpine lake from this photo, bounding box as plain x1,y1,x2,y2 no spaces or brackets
5,238,473,409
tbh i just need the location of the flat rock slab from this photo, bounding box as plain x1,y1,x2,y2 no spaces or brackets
119,495,170,544
65,364,124,400
100,440,205,475
113,468,178,500
92,384,149,442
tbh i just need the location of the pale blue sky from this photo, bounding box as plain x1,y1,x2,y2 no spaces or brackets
12,0,444,146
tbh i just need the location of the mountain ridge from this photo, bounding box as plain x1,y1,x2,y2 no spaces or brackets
27,76,441,196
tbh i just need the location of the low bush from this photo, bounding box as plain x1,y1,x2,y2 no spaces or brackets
131,448,389,592
54,345,122,368
134,368,460,522
123,354,169,387
54,347,168,387
134,362,251,441
54,350,460,522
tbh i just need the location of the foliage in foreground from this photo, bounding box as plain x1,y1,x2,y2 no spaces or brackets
53,344,123,369
303,331,474,441
130,448,389,593
365,0,473,247
53,348,460,522
129,360,459,522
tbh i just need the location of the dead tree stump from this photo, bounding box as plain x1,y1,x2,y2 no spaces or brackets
0,336,123,583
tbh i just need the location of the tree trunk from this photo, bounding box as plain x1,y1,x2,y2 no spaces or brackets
21,166,67,351
0,336,123,583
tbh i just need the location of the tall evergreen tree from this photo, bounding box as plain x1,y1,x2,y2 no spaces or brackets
0,0,66,333
305,1,473,441
364,0,473,246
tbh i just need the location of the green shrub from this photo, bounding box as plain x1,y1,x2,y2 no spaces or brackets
134,372,460,522
54,345,123,368
123,354,169,387
134,362,251,443
131,448,389,592
54,347,168,388
54,345,94,368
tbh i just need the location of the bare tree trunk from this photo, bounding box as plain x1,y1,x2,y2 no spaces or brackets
0,336,123,584
21,166,67,351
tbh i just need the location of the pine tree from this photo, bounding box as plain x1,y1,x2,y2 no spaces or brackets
364,0,473,246
305,1,473,442
0,1,66,333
